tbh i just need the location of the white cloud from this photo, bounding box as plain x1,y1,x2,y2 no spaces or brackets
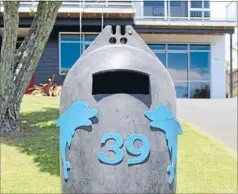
167,68,210,81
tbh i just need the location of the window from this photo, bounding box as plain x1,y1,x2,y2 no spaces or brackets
148,44,166,50
61,42,81,69
174,82,188,98
155,53,166,67
143,0,210,20
189,0,210,19
190,44,210,50
59,34,97,75
189,44,210,99
169,1,188,17
144,1,165,17
204,11,210,17
190,83,210,98
168,53,188,81
168,44,188,50
190,52,210,80
149,43,211,98
148,44,166,66
191,1,202,8
190,11,202,18
204,0,210,8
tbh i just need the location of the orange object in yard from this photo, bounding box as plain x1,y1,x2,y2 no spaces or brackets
25,74,35,94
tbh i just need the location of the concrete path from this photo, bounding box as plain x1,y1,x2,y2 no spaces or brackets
177,98,237,152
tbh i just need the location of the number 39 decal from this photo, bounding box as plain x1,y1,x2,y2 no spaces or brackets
98,133,150,165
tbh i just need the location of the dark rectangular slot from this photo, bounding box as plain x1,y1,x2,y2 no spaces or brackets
92,70,150,95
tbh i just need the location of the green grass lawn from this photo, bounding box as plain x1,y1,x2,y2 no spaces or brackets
1,95,237,193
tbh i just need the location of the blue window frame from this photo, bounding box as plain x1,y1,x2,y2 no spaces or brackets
59,34,97,75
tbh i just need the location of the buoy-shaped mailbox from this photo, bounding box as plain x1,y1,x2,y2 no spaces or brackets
57,25,183,193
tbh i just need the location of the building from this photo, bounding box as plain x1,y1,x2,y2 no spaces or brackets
226,68,238,97
0,0,237,98
225,0,238,97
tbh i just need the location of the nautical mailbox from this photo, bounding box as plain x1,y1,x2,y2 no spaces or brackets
57,25,183,193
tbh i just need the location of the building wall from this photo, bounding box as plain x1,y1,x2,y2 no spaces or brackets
35,36,65,86
210,0,228,20
140,33,226,98
0,30,227,99
134,0,235,21
225,1,237,70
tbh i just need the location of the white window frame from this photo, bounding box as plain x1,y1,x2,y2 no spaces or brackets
188,0,211,20
58,32,99,75
142,0,211,21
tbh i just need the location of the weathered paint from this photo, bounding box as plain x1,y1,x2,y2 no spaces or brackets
126,133,150,165
56,100,98,180
59,25,177,193
98,133,124,165
144,105,183,184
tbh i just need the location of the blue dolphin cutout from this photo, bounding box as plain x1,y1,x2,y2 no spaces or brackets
56,101,98,180
144,105,183,184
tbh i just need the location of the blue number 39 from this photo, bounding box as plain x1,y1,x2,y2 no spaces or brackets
98,133,150,165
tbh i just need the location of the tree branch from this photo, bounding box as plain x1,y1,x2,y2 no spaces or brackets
0,1,19,75
13,1,61,100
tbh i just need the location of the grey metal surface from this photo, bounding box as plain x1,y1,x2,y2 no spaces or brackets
60,25,177,193
177,98,238,152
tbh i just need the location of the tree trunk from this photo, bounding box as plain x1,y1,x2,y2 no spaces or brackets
0,1,20,132
0,1,61,133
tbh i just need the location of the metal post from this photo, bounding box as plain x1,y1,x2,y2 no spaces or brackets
230,33,233,98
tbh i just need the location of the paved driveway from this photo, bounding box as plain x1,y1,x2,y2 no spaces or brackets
177,98,237,152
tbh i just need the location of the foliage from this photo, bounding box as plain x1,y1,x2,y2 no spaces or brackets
234,89,238,97
28,74,62,97
0,96,237,193
191,84,210,98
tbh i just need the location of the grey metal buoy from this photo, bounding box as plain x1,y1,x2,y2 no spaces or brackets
57,25,181,194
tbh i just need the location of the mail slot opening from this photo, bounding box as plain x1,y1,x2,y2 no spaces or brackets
92,70,150,95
